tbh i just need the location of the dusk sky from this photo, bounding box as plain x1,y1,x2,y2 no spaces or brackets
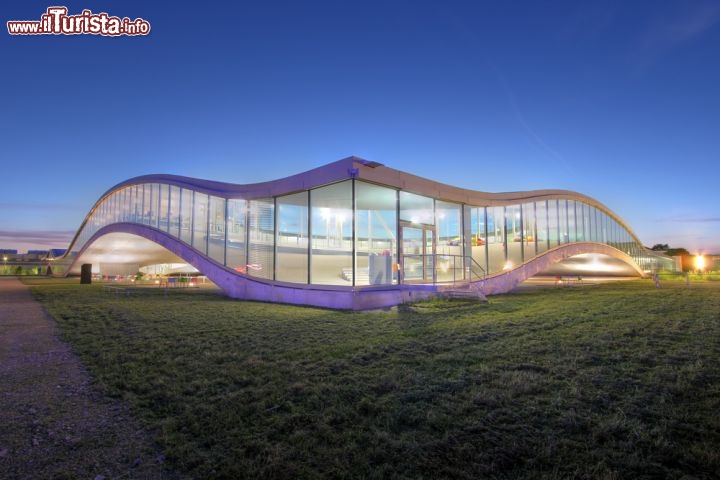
2,1,719,254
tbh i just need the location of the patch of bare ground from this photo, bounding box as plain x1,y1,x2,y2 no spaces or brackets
0,277,177,480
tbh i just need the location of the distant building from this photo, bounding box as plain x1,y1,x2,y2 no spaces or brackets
1,250,50,276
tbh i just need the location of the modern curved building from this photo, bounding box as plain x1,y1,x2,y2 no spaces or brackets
55,157,675,309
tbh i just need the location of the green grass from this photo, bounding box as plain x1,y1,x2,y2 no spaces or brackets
28,278,720,479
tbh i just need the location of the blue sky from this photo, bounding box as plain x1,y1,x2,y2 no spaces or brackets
2,0,719,254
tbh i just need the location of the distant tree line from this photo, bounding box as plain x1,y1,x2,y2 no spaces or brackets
650,244,689,257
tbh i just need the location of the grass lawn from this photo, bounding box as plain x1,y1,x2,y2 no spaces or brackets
28,278,720,479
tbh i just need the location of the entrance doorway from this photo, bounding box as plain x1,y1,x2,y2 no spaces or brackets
399,222,435,283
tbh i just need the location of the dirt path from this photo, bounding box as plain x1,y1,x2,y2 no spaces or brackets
0,277,175,479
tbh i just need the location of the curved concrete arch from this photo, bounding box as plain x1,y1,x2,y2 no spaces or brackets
479,243,644,295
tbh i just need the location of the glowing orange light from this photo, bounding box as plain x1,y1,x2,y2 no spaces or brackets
694,254,706,272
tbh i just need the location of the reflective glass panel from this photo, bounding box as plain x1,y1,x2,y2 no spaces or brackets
567,200,577,242
180,189,192,244
169,186,180,237
142,184,154,226
192,192,208,254
226,199,247,272
208,196,226,264
310,181,352,285
159,184,169,231
536,201,549,254
559,200,568,244
436,200,462,282
548,200,559,247
399,191,434,225
522,202,536,258
469,207,488,274
355,182,397,286
276,192,309,283
248,199,274,279
487,206,505,274
506,204,522,266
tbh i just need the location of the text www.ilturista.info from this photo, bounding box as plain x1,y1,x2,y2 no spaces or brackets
7,7,150,36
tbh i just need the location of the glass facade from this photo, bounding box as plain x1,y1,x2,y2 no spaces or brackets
355,182,397,286
192,192,208,254
522,202,536,258
226,198,246,272
487,206,505,273
436,200,462,282
276,192,309,283
248,198,274,280
68,178,676,286
506,204,522,268
169,186,180,238
208,196,226,264
310,181,352,285
468,206,488,275
180,188,192,244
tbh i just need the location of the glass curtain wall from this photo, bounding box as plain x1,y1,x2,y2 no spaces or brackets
192,193,208,254
575,201,585,242
469,207,488,274
247,198,274,279
559,200,569,244
310,181,352,285
140,184,150,226
586,202,595,242
548,200,559,248
522,202,536,258
399,192,434,225
601,212,609,244
180,189,193,244
208,196,226,264
506,204,522,267
536,200,549,254
146,184,156,226
436,200,462,282
399,192,435,283
226,199,247,272
70,179,678,283
276,192,309,283
487,206,505,274
169,186,180,237
118,188,126,222
355,182,397,286
567,200,577,242
610,218,619,249
159,184,169,232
